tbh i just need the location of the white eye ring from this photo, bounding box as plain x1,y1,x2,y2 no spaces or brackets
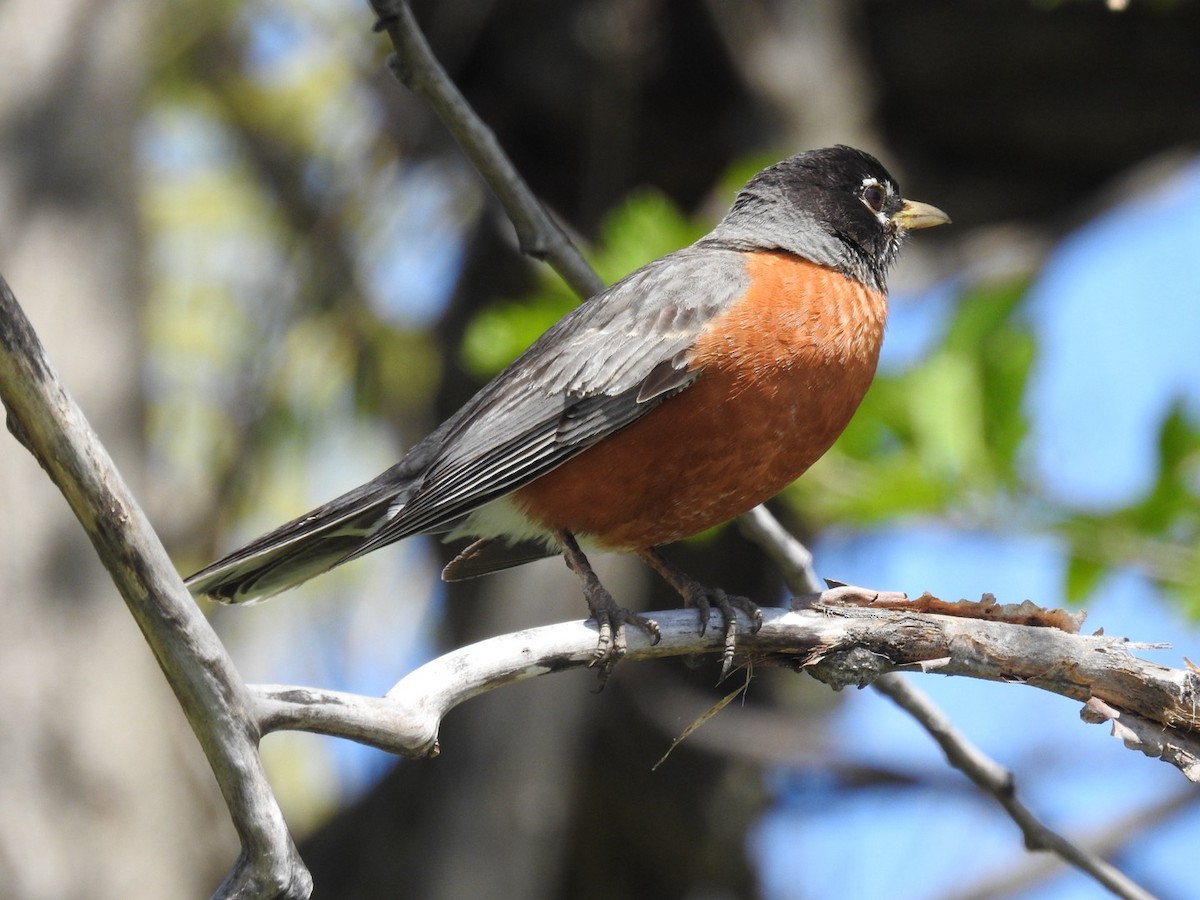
860,179,888,213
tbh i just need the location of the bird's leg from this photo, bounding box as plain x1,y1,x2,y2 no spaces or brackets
556,531,661,679
636,548,763,680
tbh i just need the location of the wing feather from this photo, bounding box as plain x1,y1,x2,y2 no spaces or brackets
188,241,750,599
367,242,750,544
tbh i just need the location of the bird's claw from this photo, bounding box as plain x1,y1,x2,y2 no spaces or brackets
586,592,660,689
684,587,762,681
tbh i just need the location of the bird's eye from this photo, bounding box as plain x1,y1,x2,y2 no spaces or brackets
861,181,887,213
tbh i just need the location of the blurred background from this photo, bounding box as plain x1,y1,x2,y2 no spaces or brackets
1,0,1199,897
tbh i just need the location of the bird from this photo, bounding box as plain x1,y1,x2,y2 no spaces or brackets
185,145,949,676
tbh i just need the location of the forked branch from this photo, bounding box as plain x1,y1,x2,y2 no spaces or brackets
241,590,1200,784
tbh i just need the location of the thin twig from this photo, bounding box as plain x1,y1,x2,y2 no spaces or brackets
369,0,604,299
873,673,1157,900
736,503,823,594
944,787,1197,900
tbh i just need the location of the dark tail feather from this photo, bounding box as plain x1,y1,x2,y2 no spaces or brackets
185,478,411,604
441,537,558,581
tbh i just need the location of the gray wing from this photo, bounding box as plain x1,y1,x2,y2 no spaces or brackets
185,240,750,602
348,241,751,555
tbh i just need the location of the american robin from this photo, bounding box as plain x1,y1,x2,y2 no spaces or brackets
186,145,948,674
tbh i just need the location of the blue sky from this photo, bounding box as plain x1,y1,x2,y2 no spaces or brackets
1028,158,1200,509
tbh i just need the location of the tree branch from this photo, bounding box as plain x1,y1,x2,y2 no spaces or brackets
737,503,823,594
369,0,604,299
737,506,1179,897
236,592,1200,781
873,673,1156,900
943,786,1198,900
0,273,311,898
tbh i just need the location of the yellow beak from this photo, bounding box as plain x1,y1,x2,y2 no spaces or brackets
893,199,951,230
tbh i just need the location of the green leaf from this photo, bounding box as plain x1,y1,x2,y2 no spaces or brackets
591,189,705,282
460,292,577,377
906,350,987,482
1065,552,1107,602
941,278,1029,353
460,188,705,377
1123,400,1200,534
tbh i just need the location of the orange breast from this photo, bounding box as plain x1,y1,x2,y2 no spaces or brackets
513,251,888,549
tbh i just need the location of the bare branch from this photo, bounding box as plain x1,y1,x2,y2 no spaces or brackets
0,274,311,899
874,674,1156,900
1080,695,1200,780
241,598,1200,781
737,503,823,594
369,0,604,299
738,505,1173,896
943,787,1199,900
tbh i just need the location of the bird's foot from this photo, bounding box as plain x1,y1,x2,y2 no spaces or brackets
685,586,762,681
557,530,659,687
583,582,661,685
637,548,762,681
